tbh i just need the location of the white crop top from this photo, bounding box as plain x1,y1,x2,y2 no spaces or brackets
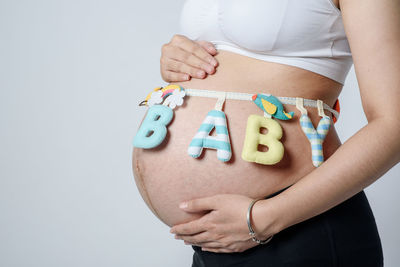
178,0,353,85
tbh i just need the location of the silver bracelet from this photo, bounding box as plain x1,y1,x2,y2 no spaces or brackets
247,198,274,245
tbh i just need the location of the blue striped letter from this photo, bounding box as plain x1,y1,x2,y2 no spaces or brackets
188,110,232,162
300,114,331,167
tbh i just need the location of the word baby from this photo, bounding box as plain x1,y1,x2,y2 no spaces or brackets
133,85,334,167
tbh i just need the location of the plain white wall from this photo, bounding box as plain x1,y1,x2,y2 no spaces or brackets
0,1,398,266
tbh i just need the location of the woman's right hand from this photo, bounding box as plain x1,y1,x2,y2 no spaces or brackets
160,34,219,83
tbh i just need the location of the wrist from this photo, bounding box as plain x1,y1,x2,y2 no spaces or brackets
251,197,284,239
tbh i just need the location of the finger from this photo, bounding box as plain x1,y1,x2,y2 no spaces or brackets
184,240,222,248
170,219,207,235
176,231,212,244
168,45,216,74
165,58,210,78
196,40,218,57
172,35,218,66
179,196,218,213
187,241,222,248
161,70,191,83
201,247,232,253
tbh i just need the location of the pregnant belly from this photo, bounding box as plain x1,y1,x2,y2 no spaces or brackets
132,50,343,227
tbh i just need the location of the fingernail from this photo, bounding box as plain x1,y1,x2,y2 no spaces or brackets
179,202,188,209
210,58,218,66
210,47,217,55
197,71,205,78
205,65,214,74
170,228,175,234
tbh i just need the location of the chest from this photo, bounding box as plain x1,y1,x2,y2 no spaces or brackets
179,0,343,53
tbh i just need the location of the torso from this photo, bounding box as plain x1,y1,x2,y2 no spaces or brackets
132,50,343,227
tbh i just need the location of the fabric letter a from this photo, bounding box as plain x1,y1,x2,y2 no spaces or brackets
188,110,232,162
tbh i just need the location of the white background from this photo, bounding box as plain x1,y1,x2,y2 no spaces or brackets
0,1,399,266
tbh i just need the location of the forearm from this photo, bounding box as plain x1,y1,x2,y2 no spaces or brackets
254,117,400,237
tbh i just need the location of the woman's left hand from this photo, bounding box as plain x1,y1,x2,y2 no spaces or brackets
169,194,275,253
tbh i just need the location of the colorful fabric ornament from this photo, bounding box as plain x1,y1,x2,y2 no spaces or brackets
133,105,173,149
133,84,187,149
252,94,294,120
299,114,331,167
163,88,186,109
296,98,332,167
241,114,284,165
147,90,163,107
141,84,185,109
188,109,232,162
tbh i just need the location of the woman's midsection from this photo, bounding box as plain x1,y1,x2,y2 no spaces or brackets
132,50,343,227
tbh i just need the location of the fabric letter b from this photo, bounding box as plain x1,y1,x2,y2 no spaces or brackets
241,114,284,165
133,105,173,149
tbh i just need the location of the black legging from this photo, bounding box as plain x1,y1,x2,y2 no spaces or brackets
191,186,384,267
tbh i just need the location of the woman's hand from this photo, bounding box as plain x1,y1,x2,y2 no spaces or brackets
160,34,219,83
169,194,276,253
